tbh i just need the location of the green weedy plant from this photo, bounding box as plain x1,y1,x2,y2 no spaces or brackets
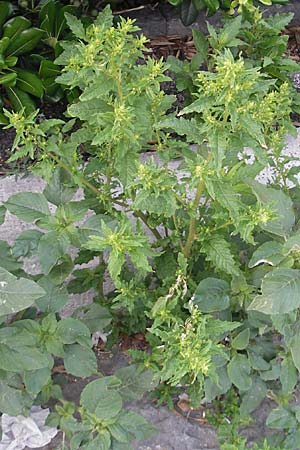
3,5,300,448
169,6,300,108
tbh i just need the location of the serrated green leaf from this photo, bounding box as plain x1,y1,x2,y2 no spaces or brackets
201,236,240,276
64,12,86,39
24,367,51,395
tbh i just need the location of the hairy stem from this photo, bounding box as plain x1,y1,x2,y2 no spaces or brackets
183,179,205,258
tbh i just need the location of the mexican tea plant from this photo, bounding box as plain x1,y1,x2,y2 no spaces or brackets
2,6,300,448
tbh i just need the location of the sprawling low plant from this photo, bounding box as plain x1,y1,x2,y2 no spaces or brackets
2,5,300,448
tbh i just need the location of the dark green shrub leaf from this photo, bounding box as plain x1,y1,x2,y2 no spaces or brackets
3,16,31,39
74,303,112,334
64,344,97,377
248,268,300,315
180,0,201,26
15,69,44,98
6,86,36,114
227,354,252,391
192,278,230,312
5,28,45,57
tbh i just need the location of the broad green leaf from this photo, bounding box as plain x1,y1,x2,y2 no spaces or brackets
248,351,270,371
192,278,230,312
80,376,121,413
280,356,298,393
64,344,97,377
249,241,284,268
74,303,112,334
266,407,296,430
0,240,22,272
290,333,300,373
283,234,300,256
0,267,45,317
5,192,50,223
43,168,77,205
0,344,50,371
227,354,252,391
38,231,70,274
204,366,231,402
218,15,242,48
240,377,267,417
95,390,123,420
283,430,300,450
118,411,157,441
249,182,295,237
115,365,158,401
0,1,14,28
48,255,74,285
248,268,300,315
0,381,32,416
12,229,43,258
24,367,51,395
232,328,250,350
57,317,91,347
81,432,111,450
36,277,68,313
